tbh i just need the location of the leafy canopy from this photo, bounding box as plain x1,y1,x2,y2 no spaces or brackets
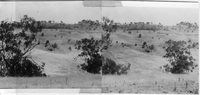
163,40,197,74
0,15,46,77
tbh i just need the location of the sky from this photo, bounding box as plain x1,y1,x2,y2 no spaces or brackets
0,1,199,25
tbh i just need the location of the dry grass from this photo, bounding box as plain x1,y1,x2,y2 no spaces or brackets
0,75,101,89
0,28,198,94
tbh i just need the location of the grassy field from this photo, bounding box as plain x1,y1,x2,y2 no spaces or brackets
0,76,101,89
0,28,198,93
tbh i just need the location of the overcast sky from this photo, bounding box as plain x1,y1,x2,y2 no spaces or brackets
0,1,199,25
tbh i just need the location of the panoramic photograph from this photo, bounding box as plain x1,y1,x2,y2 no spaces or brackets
0,1,199,94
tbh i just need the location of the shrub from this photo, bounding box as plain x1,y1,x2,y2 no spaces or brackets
187,40,198,49
192,42,198,49
163,64,171,72
68,46,72,51
67,39,71,43
102,58,116,74
52,42,58,49
135,44,137,46
138,34,142,38
0,58,46,77
0,15,46,77
45,40,50,47
41,32,44,37
75,38,131,75
118,63,131,75
144,49,150,53
102,58,131,75
142,42,154,53
142,42,147,48
163,40,197,74
47,47,53,51
149,44,154,50
45,42,58,51
75,17,130,75
75,37,103,74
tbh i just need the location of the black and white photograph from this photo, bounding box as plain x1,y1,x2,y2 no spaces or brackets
0,0,199,94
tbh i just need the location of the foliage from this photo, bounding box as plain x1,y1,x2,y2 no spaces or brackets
75,17,130,75
102,17,117,33
142,42,147,48
51,43,58,49
0,15,46,77
77,19,100,31
163,40,197,74
45,40,50,47
138,34,142,38
176,22,199,32
141,42,154,53
187,40,199,49
68,46,72,51
75,37,104,74
101,17,117,49
149,44,154,50
103,58,131,75
122,22,162,31
135,44,137,46
145,44,154,53
41,32,44,37
45,41,58,51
